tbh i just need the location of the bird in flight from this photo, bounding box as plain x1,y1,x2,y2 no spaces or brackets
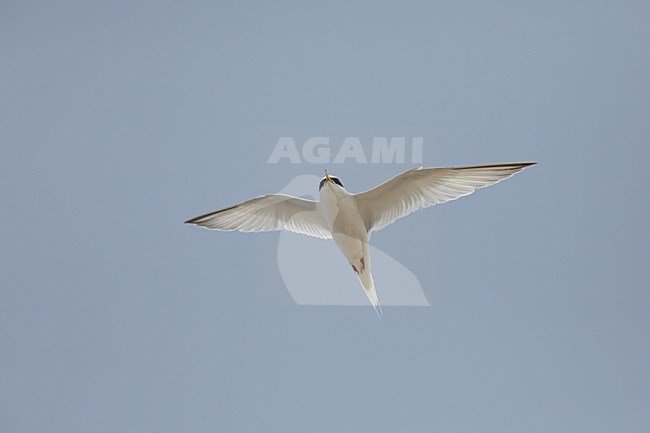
185,162,536,316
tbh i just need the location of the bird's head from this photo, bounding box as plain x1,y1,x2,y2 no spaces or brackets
319,169,344,191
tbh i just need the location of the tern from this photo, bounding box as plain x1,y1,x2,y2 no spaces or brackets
185,162,536,316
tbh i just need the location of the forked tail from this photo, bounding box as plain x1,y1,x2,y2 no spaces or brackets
356,268,382,317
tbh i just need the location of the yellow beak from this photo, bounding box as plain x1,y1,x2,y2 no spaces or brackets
325,169,333,182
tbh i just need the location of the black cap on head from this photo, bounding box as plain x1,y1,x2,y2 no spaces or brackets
319,176,344,190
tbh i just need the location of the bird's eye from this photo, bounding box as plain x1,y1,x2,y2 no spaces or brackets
332,177,344,188
319,178,327,191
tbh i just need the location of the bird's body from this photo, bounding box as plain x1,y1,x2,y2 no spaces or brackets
319,181,379,313
186,162,536,315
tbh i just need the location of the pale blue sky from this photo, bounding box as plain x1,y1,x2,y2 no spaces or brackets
1,1,649,432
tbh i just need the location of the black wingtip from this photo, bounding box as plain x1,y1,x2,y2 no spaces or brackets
450,161,538,171
184,204,239,226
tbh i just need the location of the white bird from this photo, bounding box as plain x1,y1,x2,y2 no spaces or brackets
185,162,536,316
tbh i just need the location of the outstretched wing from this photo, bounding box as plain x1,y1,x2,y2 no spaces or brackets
355,162,536,233
185,194,332,239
